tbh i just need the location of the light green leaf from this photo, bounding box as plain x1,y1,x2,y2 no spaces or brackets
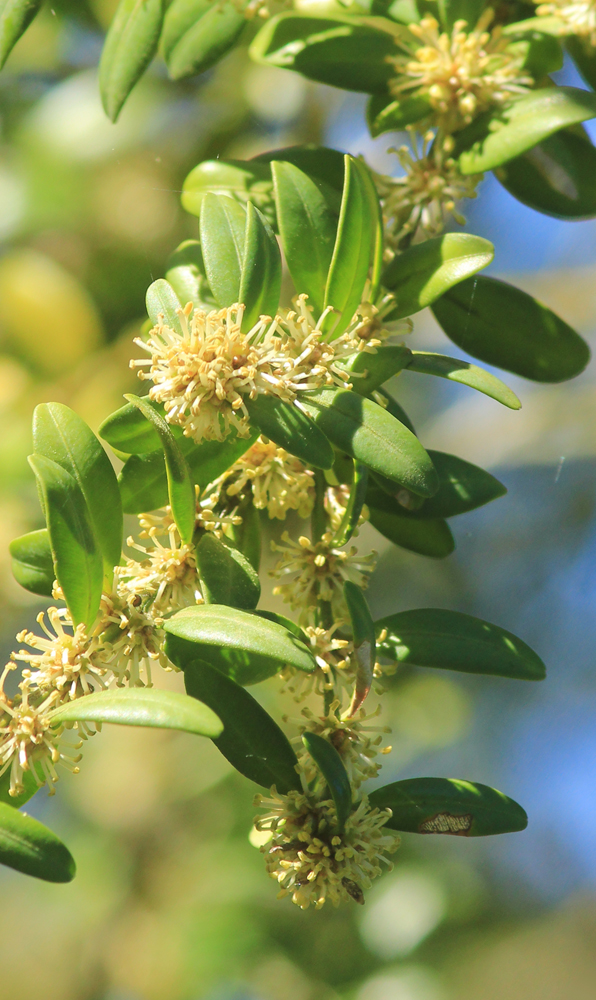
49,687,222,737
199,193,246,308
238,201,282,330
302,732,352,832
354,156,384,299
367,92,431,137
28,454,103,631
223,500,261,572
165,239,216,309
246,394,334,470
196,532,261,609
146,278,183,332
407,352,521,409
0,769,38,809
432,275,590,382
9,528,54,597
368,508,455,557
299,387,438,497
375,607,546,680
161,0,244,80
99,397,169,455
183,658,301,791
164,604,315,685
333,461,368,546
182,159,274,221
345,345,413,396
99,0,164,122
343,580,375,715
0,804,76,882
33,402,123,582
383,233,494,319
0,0,42,69
438,0,486,30
254,144,346,195
369,777,528,836
125,395,196,544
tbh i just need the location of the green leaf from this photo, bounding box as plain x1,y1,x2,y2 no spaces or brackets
455,86,596,174
516,31,563,77
146,277,183,332
118,431,258,514
438,0,486,30
369,777,528,836
566,35,596,91
345,345,413,396
251,609,309,643
161,0,244,80
355,156,384,300
245,395,334,470
196,532,261,609
375,607,546,680
343,580,376,715
165,240,215,309
382,233,494,319
323,155,375,338
238,202,282,330
254,144,346,195
368,508,455,557
100,397,169,455
124,395,196,544
272,160,338,313
99,0,164,122
334,461,369,546
9,529,54,597
199,193,246,309
184,658,301,791
164,604,315,685
0,768,38,809
249,13,397,94
182,159,274,222
0,804,76,882
407,351,521,409
432,275,590,382
33,403,123,582
28,454,103,632
495,128,596,220
302,732,352,832
374,387,416,435
49,687,222,737
367,92,431,137
299,387,439,497
223,500,261,572
367,450,506,520
0,0,43,69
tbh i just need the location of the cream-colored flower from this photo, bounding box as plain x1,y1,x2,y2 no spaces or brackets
254,788,400,909
92,592,171,688
298,702,392,788
389,12,532,132
270,532,377,624
12,607,106,701
218,437,315,520
535,0,596,43
119,523,202,615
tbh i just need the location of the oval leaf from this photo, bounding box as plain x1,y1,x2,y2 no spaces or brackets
196,532,261,609
375,607,546,680
369,777,528,836
432,275,590,382
9,528,54,597
368,508,455,557
146,278,183,332
0,804,76,882
407,352,521,409
161,0,244,80
164,604,315,685
165,240,215,309
367,92,431,137
199,192,246,309
49,687,222,737
239,202,282,330
302,731,352,832
245,394,334,470
182,159,274,221
99,0,164,122
183,658,301,791
99,397,168,455
346,345,413,396
0,0,42,69
223,499,261,571
383,233,494,319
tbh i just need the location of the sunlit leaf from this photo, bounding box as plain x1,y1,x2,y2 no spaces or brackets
165,239,216,309
0,804,76,882
0,0,43,69
99,0,164,122
161,0,245,80
146,278,183,333
407,352,521,409
196,532,261,609
9,528,54,597
345,345,412,396
302,732,352,832
246,395,334,470
368,508,455,557
49,688,222,738
199,193,246,308
239,202,282,330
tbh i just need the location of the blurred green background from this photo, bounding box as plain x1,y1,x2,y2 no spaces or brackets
3,5,596,998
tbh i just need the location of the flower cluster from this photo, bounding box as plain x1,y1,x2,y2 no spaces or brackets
535,0,596,45
215,437,315,520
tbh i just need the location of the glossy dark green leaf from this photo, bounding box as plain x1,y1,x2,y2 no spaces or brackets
49,688,222,737
566,35,596,91
334,462,368,546
99,397,169,455
249,13,397,94
146,277,183,333
251,609,309,643
165,240,215,309
272,160,338,313
367,450,506,520
368,507,455,557
343,580,376,715
495,128,596,220
223,500,261,572
99,0,164,122
161,0,244,80
182,159,274,221
356,156,384,299
33,402,123,581
183,658,301,791
164,604,315,685
367,92,431,137
302,732,352,832
9,528,54,597
245,395,334,470
407,351,521,409
345,345,413,396
254,144,346,195
0,0,42,69
28,454,103,631
196,532,260,609
299,387,438,497
323,155,375,338
118,431,257,514
432,275,590,382
455,86,596,174
375,607,546,680
125,395,196,544
383,233,494,319
0,804,76,882
238,202,282,330
199,193,246,308
369,777,528,836
373,387,416,435
0,768,38,809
